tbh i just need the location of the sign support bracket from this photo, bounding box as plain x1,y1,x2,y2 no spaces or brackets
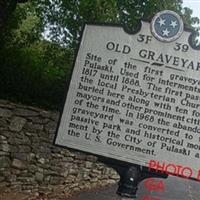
115,165,168,198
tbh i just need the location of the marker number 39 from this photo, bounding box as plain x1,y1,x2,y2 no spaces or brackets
174,42,189,52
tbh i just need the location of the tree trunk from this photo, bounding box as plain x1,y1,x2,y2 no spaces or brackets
0,0,27,28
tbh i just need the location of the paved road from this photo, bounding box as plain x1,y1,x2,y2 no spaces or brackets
70,176,200,200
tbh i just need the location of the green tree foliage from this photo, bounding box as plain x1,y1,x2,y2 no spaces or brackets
0,1,73,109
3,2,42,46
0,0,29,47
0,41,73,109
37,0,199,48
0,0,199,109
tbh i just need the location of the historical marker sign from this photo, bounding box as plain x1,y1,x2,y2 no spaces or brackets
55,10,200,179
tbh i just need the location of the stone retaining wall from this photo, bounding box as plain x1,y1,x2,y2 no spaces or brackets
0,99,119,199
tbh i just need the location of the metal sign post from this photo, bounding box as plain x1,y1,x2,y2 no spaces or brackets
100,158,168,199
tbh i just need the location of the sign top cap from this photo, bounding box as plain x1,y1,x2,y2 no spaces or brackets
151,10,184,42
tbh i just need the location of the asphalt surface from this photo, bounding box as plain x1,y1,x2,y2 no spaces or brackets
70,176,200,200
